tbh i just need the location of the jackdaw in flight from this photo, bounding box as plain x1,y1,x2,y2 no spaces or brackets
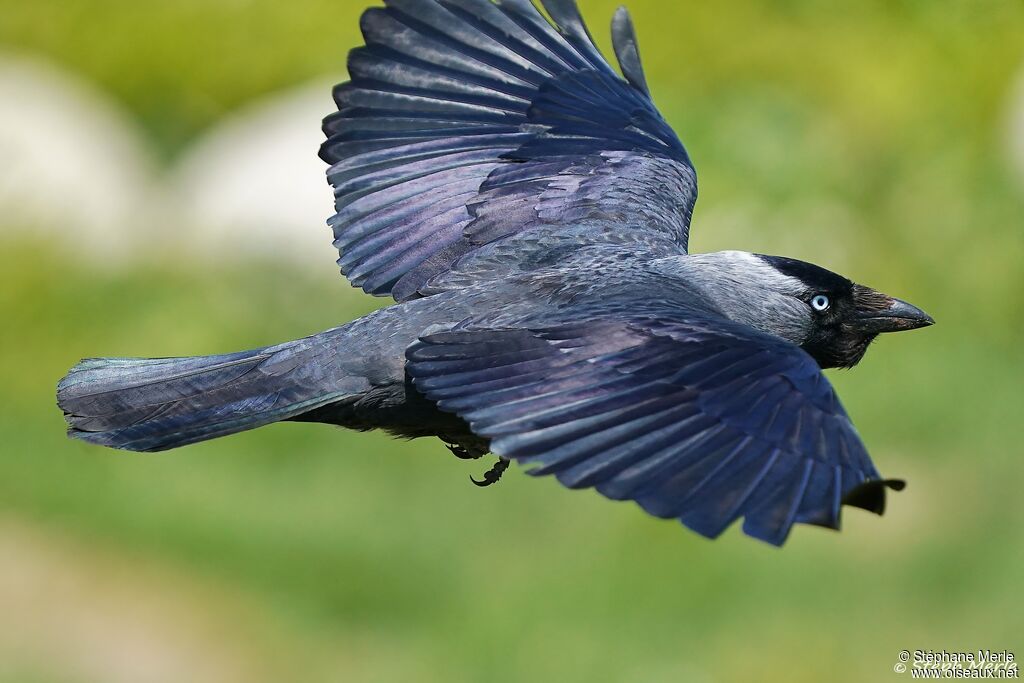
58,0,933,545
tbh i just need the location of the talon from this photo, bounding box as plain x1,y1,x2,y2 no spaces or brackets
471,457,510,488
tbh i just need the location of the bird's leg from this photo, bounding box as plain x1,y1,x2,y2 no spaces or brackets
445,442,481,460
471,457,510,488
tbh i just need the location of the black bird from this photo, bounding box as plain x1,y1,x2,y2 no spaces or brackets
57,0,933,546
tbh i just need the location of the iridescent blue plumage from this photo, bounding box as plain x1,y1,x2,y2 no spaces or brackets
406,312,894,545
321,0,696,301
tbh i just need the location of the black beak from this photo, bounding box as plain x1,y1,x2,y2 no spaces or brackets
856,295,935,334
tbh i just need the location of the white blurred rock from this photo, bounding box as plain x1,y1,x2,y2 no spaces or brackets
0,54,158,258
0,57,346,274
172,80,340,269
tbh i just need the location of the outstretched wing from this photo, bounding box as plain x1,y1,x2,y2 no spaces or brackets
406,313,902,546
321,0,697,301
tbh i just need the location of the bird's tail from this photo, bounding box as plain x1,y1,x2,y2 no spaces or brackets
57,332,361,452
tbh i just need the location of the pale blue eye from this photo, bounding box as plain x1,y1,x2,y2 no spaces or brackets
811,294,831,312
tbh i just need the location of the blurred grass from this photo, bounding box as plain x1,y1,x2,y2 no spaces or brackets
2,0,1024,681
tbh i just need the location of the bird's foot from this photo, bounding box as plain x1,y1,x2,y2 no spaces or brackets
471,457,510,488
445,442,481,460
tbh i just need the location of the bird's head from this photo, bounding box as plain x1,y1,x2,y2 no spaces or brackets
679,251,934,369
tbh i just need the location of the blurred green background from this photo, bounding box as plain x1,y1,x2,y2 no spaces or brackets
1,1,1023,681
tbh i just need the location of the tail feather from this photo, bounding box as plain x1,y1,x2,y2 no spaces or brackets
57,337,364,452
58,350,271,418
